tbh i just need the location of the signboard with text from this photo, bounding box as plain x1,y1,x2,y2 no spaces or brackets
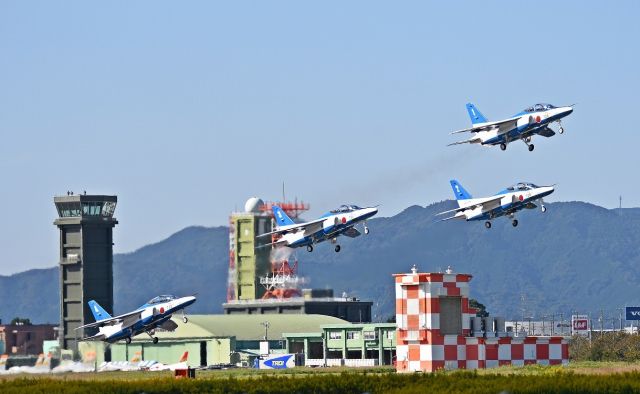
625,307,640,320
571,314,589,336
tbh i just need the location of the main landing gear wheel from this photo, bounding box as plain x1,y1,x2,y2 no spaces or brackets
485,221,492,229
153,337,159,344
512,219,519,227
183,316,189,324
125,337,132,344
500,143,507,151
334,245,341,253
528,144,535,152
541,205,547,213
306,245,313,252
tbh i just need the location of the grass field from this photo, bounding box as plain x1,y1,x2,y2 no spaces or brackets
4,362,640,393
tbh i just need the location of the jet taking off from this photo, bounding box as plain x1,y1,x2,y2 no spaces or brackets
76,295,196,344
449,103,573,151
260,204,378,252
438,180,554,228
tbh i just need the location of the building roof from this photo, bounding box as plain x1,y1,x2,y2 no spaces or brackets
149,314,347,342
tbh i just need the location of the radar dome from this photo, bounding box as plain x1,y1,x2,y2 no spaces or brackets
244,197,264,213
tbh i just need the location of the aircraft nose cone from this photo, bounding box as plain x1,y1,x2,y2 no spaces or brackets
564,106,573,116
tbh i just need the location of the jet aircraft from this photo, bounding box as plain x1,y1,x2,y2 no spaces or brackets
260,204,378,252
76,295,196,344
437,180,554,228
449,103,573,151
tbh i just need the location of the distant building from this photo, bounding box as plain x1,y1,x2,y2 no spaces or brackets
0,324,56,355
283,322,397,367
80,314,347,367
223,297,373,323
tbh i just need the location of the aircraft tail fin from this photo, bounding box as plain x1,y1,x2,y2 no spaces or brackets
450,179,473,200
88,300,112,321
466,103,488,124
272,205,295,226
179,351,188,363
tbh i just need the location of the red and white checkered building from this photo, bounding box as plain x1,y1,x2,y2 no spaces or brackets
394,267,568,372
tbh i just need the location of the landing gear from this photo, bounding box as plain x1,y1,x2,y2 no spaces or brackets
125,337,132,344
334,245,341,253
306,245,313,252
363,221,370,234
500,143,507,151
485,221,492,229
512,219,519,227
182,316,189,324
541,205,547,213
559,127,564,134
528,144,534,152
153,337,159,344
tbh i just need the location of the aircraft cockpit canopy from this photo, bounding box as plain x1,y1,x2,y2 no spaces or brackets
505,182,539,192
524,103,556,112
330,204,362,213
146,295,178,305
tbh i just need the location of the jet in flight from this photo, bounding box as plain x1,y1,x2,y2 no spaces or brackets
437,180,554,228
449,103,573,151
76,295,196,344
260,204,378,252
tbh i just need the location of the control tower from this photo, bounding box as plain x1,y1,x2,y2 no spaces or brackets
53,194,117,351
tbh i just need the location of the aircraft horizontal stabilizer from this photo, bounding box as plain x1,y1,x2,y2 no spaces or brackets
447,139,477,146
81,333,106,342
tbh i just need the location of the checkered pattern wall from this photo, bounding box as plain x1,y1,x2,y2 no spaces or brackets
394,270,568,373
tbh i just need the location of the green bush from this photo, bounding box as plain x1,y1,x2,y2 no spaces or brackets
570,332,640,362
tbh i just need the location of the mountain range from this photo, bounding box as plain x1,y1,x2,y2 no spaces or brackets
1,200,639,325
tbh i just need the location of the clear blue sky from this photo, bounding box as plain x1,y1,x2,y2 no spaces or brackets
1,1,638,274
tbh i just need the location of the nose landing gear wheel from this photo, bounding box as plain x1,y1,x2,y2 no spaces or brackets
541,206,547,213
125,337,132,344
183,316,189,323
153,337,159,344
528,144,534,152
334,245,341,253
512,219,519,227
500,143,507,151
485,221,492,229
306,245,313,252
559,127,564,134
364,227,370,235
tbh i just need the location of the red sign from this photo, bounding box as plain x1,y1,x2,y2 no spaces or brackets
573,319,588,330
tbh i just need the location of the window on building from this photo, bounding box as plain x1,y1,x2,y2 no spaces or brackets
347,331,360,340
439,296,462,335
363,331,377,340
329,331,342,340
386,331,395,340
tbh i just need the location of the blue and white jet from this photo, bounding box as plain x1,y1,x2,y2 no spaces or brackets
260,204,378,252
449,103,574,151
437,180,555,228
76,295,196,344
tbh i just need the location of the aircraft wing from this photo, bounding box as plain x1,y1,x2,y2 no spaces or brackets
536,127,556,137
450,116,520,135
76,309,142,330
436,196,503,217
257,217,326,238
341,227,361,238
159,319,179,332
